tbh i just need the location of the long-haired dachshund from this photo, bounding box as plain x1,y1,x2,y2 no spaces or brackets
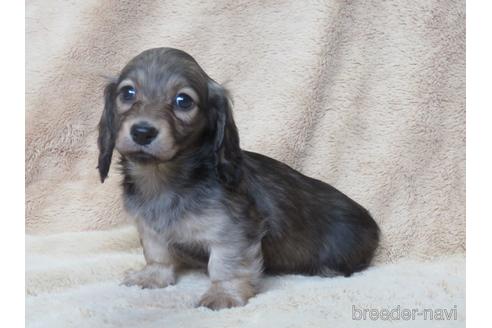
97,47,380,310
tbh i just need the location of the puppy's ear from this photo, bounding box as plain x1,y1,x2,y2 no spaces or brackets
97,82,117,183
209,81,243,188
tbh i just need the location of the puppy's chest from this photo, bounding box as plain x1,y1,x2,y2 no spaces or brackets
168,209,229,245
124,187,228,245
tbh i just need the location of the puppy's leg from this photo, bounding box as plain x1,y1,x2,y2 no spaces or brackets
199,242,262,310
123,223,176,289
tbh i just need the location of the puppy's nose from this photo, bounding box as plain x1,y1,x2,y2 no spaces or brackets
130,122,158,146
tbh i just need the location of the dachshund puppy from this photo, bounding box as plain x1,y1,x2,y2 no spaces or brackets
97,47,380,310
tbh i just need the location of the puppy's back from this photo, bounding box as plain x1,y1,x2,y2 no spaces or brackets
242,151,380,276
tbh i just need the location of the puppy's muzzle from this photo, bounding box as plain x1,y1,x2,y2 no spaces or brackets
131,122,159,146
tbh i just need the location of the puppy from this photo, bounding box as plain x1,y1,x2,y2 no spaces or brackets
97,47,380,310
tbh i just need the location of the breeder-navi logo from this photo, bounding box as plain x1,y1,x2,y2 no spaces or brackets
352,305,458,321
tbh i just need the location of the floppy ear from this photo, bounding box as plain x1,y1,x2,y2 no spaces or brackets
209,81,243,188
97,82,117,183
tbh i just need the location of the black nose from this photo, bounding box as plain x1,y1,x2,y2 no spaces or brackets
130,122,158,146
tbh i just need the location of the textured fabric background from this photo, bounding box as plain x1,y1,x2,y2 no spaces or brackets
26,0,465,326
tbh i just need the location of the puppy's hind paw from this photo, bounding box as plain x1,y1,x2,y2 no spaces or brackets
121,264,175,289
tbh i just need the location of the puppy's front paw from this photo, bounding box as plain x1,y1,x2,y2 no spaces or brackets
122,264,175,289
198,282,249,310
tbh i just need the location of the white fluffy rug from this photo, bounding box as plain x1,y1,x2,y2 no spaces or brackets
27,227,464,327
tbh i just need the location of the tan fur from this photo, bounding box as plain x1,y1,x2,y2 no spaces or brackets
116,79,138,113
208,242,263,282
115,115,177,162
198,279,257,310
122,219,176,289
122,264,176,289
173,87,200,123
126,162,170,198
125,174,262,304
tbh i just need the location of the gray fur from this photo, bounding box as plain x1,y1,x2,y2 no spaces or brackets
97,47,380,310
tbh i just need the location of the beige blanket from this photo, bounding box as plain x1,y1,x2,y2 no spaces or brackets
26,0,465,326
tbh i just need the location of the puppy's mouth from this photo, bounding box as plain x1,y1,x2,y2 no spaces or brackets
125,151,161,164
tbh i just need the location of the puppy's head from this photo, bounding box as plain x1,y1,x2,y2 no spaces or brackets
97,48,241,186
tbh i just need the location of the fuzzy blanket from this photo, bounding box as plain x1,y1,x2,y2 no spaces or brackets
26,0,466,327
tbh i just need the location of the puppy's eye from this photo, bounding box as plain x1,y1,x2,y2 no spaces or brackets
121,86,136,101
175,93,194,110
